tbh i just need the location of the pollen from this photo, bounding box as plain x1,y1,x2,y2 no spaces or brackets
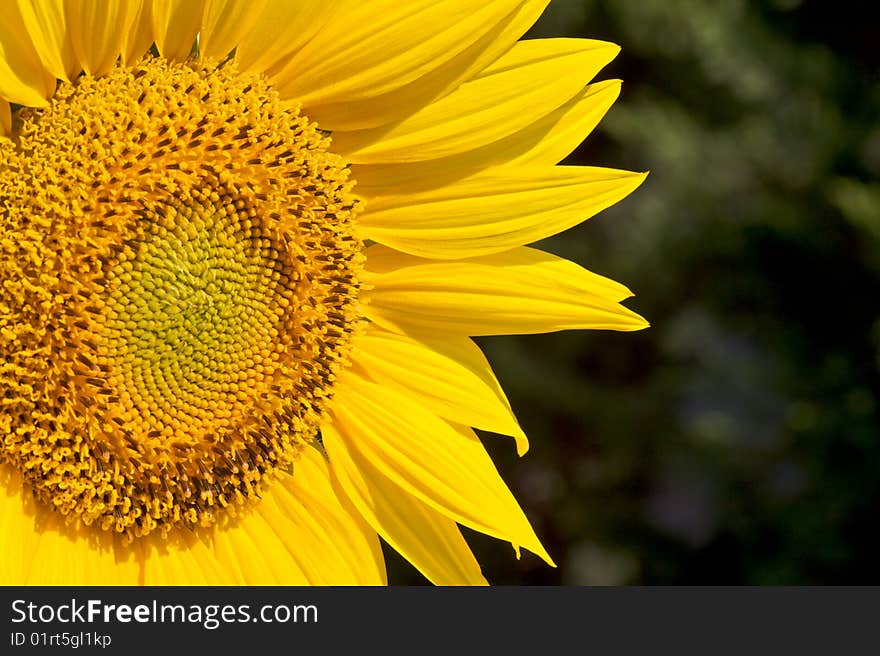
0,58,363,539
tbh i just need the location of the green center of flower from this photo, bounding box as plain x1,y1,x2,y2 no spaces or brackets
0,57,363,540
102,192,293,438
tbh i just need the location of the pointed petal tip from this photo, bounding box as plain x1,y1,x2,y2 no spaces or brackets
513,540,556,567
592,39,622,61
625,312,651,331
633,170,650,190
588,39,620,51
612,299,651,331
506,422,530,457
620,168,650,187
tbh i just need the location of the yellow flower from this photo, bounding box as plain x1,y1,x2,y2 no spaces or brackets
0,0,647,585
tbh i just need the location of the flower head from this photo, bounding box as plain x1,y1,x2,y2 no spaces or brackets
0,0,647,585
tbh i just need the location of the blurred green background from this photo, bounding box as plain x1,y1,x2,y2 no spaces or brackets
384,0,880,584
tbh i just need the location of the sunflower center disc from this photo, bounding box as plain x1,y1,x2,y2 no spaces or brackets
0,58,363,539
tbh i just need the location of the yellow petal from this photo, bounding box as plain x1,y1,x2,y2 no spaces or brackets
0,3,56,106
17,0,79,81
150,0,205,61
0,465,142,584
273,0,522,109
265,446,387,585
308,0,550,131
364,244,649,336
234,0,340,77
361,166,647,259
333,38,619,164
141,448,386,585
351,79,622,193
351,325,528,455
65,0,142,77
328,372,553,565
324,422,487,585
199,0,269,61
121,0,154,65
0,99,10,137
139,532,229,585
508,79,622,166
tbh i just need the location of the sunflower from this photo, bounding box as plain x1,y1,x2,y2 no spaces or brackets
0,0,647,585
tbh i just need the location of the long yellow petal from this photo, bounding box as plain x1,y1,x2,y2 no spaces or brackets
0,100,10,137
273,1,522,109
234,0,340,78
361,166,647,259
0,465,142,585
64,0,142,77
351,79,622,193
333,38,619,164
507,79,623,166
199,0,269,61
363,244,648,336
324,422,487,585
121,0,154,65
0,3,55,106
265,446,387,585
351,325,528,455
139,532,229,585
150,0,205,61
308,0,550,131
328,372,554,565
17,0,78,81
141,448,385,585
